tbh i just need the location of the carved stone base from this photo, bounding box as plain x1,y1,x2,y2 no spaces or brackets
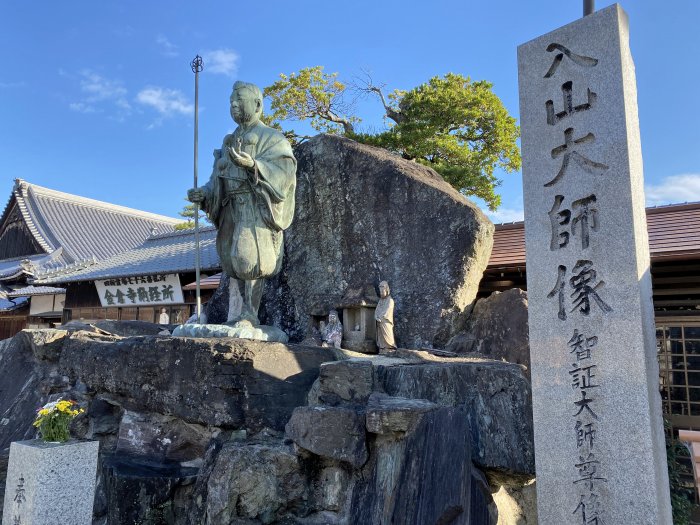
172,323,289,343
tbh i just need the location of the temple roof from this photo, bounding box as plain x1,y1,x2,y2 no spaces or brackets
6,285,66,297
0,179,182,266
488,201,700,269
34,226,220,284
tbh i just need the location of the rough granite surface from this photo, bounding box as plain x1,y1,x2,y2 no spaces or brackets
2,440,98,525
241,134,495,348
518,4,671,523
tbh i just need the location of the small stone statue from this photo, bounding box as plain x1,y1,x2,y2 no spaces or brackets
320,310,343,349
375,281,397,351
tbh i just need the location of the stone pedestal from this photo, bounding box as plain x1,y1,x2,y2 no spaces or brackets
172,323,289,342
2,440,98,525
518,5,671,524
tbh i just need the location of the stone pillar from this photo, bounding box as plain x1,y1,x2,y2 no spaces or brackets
517,5,671,524
2,440,98,525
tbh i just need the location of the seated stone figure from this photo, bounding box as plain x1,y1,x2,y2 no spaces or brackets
320,310,343,349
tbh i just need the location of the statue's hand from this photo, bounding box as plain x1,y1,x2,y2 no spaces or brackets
187,188,205,204
228,146,255,169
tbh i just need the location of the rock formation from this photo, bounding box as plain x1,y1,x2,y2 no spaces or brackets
447,288,531,378
0,326,535,524
206,134,494,348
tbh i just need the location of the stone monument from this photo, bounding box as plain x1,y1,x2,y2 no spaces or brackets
518,5,671,523
2,440,99,525
176,80,296,342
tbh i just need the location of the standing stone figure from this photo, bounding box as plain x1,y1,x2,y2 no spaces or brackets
320,310,343,349
188,81,297,328
375,281,396,351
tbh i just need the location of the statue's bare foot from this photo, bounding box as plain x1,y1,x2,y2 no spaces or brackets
233,313,260,328
225,312,259,326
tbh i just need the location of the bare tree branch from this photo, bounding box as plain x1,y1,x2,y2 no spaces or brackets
352,69,404,125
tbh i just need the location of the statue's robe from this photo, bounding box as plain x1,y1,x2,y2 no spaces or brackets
200,121,296,281
375,296,397,350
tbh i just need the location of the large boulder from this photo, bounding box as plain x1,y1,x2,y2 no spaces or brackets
58,334,337,433
351,405,476,525
285,406,368,468
102,455,198,525
203,441,308,525
1,327,534,524
447,288,531,377
253,134,493,348
374,358,534,475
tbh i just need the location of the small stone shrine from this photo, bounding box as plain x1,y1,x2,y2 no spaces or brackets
336,285,379,353
518,5,671,523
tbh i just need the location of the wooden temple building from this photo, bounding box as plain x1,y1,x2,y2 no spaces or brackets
0,179,182,337
481,202,700,432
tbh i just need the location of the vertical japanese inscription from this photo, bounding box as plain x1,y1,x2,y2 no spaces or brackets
520,6,672,523
12,475,25,524
542,42,609,521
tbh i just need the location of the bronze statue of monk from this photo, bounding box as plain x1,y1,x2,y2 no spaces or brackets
188,81,296,327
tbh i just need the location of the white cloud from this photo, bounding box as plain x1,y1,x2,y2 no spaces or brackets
156,34,178,57
136,87,193,116
80,71,129,106
645,173,700,206
202,49,239,77
0,81,26,89
68,102,97,114
69,70,131,115
485,207,524,224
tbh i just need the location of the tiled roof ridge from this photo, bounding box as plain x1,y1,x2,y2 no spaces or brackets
493,201,700,227
0,253,50,264
7,285,66,297
31,256,98,281
146,224,217,241
12,180,56,254
15,179,182,224
645,201,700,214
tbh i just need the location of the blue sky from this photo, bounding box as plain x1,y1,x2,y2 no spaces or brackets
1,1,699,223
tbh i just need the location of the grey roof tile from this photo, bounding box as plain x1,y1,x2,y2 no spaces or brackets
7,286,66,297
3,179,183,264
0,296,28,312
35,226,220,284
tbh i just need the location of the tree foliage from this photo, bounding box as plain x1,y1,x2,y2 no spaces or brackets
665,420,694,525
174,200,210,231
263,66,359,137
264,69,520,211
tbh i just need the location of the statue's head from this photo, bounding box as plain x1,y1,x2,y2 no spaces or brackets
378,281,390,298
230,81,262,125
328,309,339,324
